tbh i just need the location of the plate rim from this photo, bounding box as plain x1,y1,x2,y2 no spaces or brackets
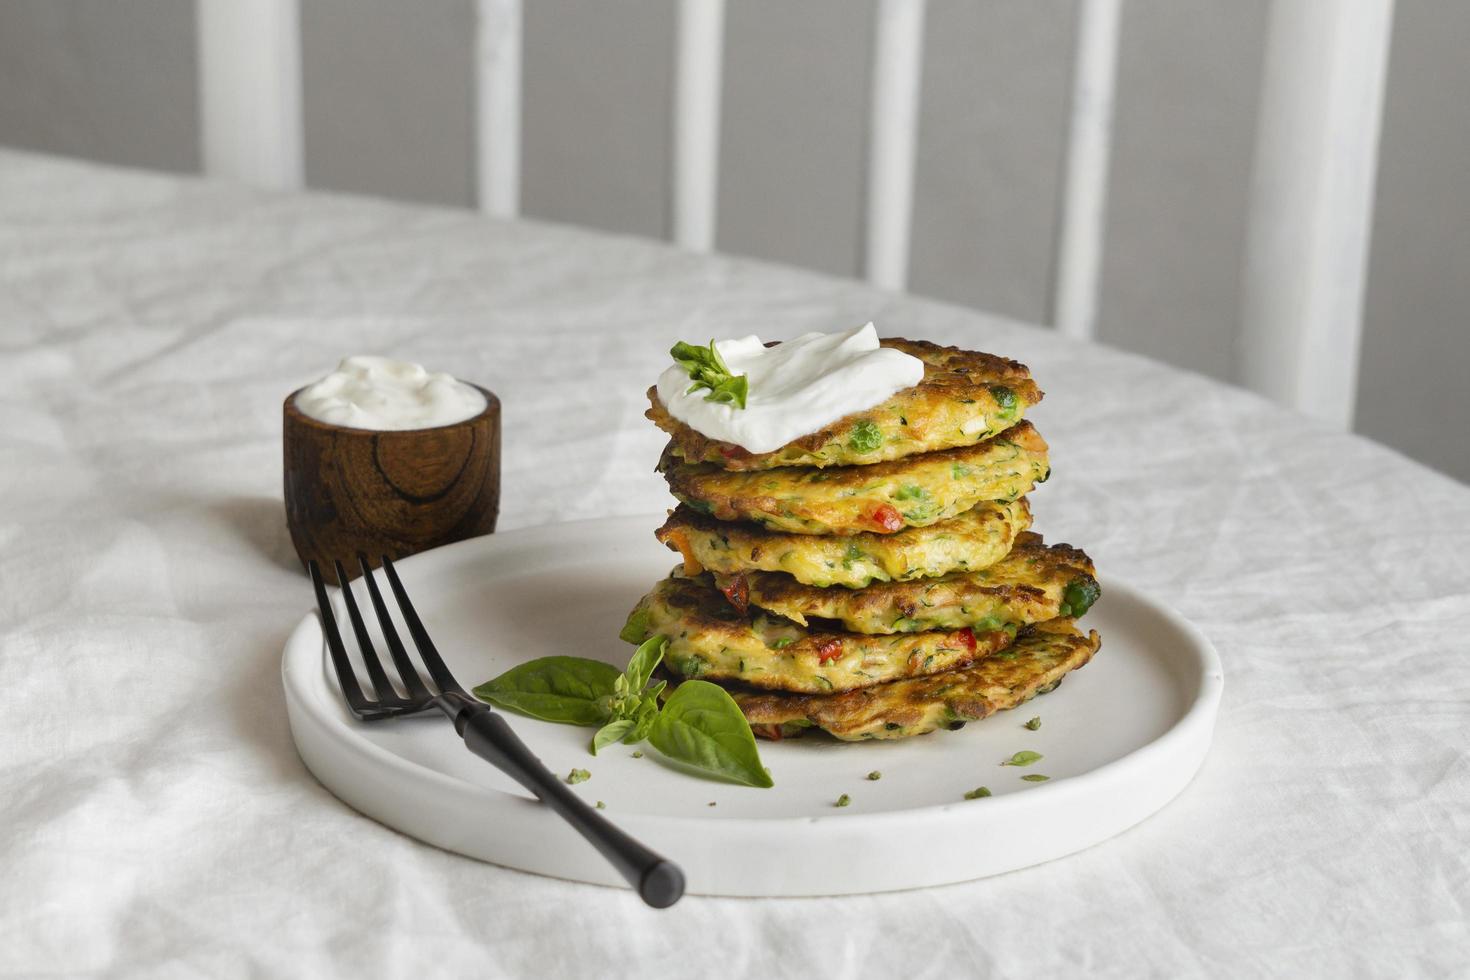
282,514,1225,833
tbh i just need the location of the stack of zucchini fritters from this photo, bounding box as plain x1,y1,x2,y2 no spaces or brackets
620,338,1102,741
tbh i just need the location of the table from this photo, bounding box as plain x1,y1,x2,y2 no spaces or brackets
2,149,1466,977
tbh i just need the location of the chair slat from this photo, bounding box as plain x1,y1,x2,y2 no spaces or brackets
671,0,726,251
475,0,523,218
196,0,303,189
863,0,928,291
1050,0,1122,341
1239,0,1395,428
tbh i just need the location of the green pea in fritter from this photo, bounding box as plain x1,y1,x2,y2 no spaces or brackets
716,532,1098,634
647,337,1043,470
660,421,1049,536
655,497,1032,589
620,570,1016,694
732,618,1101,741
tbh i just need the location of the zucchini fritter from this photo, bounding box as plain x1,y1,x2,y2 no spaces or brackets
661,421,1049,536
647,338,1042,470
733,618,1100,741
656,497,1031,588
717,532,1098,634
621,570,1015,694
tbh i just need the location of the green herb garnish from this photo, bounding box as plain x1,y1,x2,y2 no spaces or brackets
632,750,644,758
671,339,749,409
836,794,851,807
595,800,605,809
1021,774,1050,782
566,768,591,784
648,680,773,787
472,656,623,725
475,635,773,787
1024,717,1041,731
867,771,882,781
1001,750,1044,767
964,787,992,799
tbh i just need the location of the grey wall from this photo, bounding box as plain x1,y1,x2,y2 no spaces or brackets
0,0,1465,481
0,0,198,173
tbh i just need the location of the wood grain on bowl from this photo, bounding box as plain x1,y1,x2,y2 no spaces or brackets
283,386,500,585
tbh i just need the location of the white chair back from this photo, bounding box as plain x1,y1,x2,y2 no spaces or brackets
196,0,1395,429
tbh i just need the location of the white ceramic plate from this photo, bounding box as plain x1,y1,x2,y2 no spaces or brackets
282,516,1223,897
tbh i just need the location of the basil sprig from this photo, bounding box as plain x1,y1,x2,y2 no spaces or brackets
473,636,772,787
670,339,749,409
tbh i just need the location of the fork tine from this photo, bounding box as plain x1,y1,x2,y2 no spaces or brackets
308,560,372,716
334,560,404,707
379,554,466,695
356,554,432,701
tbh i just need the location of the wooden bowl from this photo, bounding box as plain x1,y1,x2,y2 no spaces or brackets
283,385,500,585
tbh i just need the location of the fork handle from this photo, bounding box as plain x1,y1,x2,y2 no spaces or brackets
456,703,686,908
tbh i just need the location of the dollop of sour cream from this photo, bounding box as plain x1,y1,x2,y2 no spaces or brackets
295,356,487,431
656,323,924,453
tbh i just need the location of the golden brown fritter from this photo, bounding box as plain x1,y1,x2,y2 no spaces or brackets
655,498,1032,588
660,421,1049,536
717,532,1099,634
733,618,1100,740
620,570,1016,694
647,338,1043,470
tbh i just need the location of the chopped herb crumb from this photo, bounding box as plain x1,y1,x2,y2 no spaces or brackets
964,787,992,799
566,768,591,784
835,794,851,808
1024,717,1041,731
595,801,606,809
1021,774,1050,782
867,771,883,781
632,750,644,759
708,801,717,807
1001,750,1043,767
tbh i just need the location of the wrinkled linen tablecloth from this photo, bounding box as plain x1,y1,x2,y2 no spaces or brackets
2,149,1467,977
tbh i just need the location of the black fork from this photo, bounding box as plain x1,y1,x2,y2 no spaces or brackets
308,554,685,908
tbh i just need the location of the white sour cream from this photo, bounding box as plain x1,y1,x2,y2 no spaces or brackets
295,356,487,430
655,323,924,453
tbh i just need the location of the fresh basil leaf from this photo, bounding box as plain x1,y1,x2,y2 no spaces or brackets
670,339,749,409
1001,750,1044,767
592,719,636,755
670,339,721,376
624,635,666,693
626,695,660,743
648,680,773,787
473,656,620,725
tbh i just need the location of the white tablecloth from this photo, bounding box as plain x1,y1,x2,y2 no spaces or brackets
3,150,1467,977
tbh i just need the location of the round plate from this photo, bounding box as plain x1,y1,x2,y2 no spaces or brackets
282,516,1223,897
